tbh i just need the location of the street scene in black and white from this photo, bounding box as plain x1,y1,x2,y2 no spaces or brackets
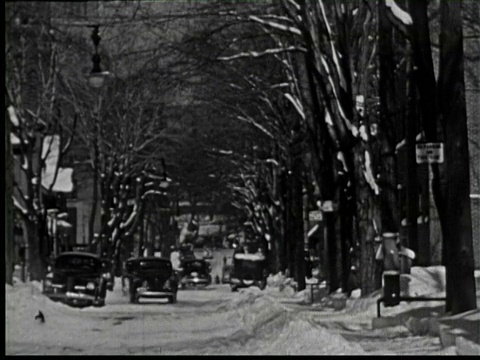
5,0,480,355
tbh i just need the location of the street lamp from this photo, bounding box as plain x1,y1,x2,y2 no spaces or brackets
88,25,110,88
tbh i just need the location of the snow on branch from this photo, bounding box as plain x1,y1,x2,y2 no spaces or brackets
318,0,348,91
13,196,29,217
320,55,358,137
385,0,412,25
142,190,166,199
120,205,138,230
248,15,302,36
7,106,20,127
218,46,305,61
271,83,290,89
237,115,275,139
337,151,349,172
363,150,380,195
286,0,301,11
284,93,306,121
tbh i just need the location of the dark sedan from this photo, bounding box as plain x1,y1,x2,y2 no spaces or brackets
43,252,107,307
179,259,212,289
123,257,178,304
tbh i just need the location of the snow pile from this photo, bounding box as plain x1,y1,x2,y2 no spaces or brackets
5,279,86,352
255,317,366,355
399,266,446,297
266,272,296,297
235,289,289,334
221,287,367,355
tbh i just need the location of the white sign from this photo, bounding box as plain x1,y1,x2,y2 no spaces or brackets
416,143,444,164
320,200,338,212
309,210,323,222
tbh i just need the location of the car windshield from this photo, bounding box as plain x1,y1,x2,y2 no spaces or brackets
183,261,207,271
55,255,101,272
129,259,171,272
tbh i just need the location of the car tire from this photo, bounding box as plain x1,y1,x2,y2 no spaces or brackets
258,279,267,290
231,285,238,292
168,294,177,304
99,283,107,299
129,289,137,304
93,298,105,307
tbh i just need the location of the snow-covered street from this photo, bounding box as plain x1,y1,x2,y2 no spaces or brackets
6,260,480,355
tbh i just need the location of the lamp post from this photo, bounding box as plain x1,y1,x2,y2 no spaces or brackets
88,25,110,88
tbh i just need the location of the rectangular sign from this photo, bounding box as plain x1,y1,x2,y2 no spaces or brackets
416,143,444,164
309,210,323,222
319,200,338,212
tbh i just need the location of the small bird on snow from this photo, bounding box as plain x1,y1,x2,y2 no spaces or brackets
35,310,45,323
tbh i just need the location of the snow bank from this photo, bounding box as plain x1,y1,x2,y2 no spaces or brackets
266,272,296,297
256,317,366,355
5,278,87,352
399,266,446,297
221,286,366,355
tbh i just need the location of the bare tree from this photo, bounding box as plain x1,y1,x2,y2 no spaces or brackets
6,2,76,280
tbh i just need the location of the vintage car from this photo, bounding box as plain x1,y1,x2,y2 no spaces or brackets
178,258,212,289
230,252,268,292
123,257,178,304
43,252,107,307
101,258,115,291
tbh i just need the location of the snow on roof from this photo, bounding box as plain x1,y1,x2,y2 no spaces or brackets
10,133,21,145
234,253,265,261
8,106,20,126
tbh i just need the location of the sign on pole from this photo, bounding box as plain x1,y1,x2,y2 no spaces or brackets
319,200,338,212
415,143,444,164
309,210,323,222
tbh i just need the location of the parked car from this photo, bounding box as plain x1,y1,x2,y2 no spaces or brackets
178,259,212,289
43,252,107,307
123,257,178,304
101,258,115,291
230,253,268,292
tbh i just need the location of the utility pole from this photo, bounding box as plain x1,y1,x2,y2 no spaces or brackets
406,61,419,262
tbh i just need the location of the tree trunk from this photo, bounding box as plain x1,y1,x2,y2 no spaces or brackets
339,172,353,292
278,169,288,274
378,0,402,234
5,98,14,285
291,134,306,291
27,219,49,281
438,0,477,314
88,143,99,247
405,61,419,261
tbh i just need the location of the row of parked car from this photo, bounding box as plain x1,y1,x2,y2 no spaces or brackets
42,250,270,308
42,252,214,307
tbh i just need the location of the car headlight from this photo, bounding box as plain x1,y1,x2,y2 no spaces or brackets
86,282,96,290
164,279,172,289
44,279,52,287
142,280,148,288
102,272,111,280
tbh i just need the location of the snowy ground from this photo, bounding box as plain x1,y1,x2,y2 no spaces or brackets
5,257,480,355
